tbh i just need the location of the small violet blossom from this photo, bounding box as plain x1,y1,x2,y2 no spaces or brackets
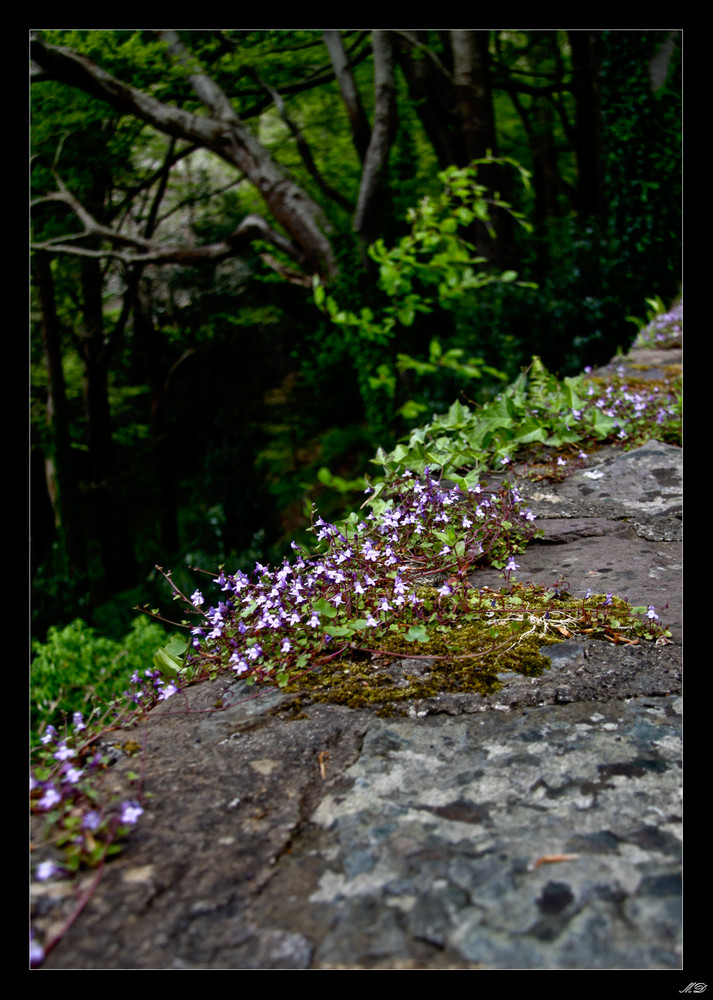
38,787,61,811
82,810,102,831
35,860,62,881
119,801,144,825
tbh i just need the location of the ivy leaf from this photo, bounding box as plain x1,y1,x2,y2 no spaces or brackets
405,624,430,643
313,598,338,619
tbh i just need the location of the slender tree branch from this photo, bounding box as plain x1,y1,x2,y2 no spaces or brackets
30,34,338,278
251,68,354,214
323,30,371,164
32,174,307,274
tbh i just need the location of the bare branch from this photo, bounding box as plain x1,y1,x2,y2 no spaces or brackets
156,30,240,125
252,68,354,215
30,35,338,278
32,172,307,278
393,30,453,82
323,30,371,163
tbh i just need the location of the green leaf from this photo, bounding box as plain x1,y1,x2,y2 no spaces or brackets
405,624,430,643
313,598,338,619
153,647,182,678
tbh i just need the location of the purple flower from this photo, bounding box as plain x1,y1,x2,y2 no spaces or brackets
229,654,249,674
30,934,45,968
35,860,61,881
38,786,61,811
82,810,102,831
53,742,73,762
119,801,143,825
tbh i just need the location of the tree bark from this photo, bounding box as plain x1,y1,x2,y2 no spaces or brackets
323,30,372,164
396,31,459,169
451,29,496,164
568,31,605,224
32,251,86,576
354,31,397,249
450,30,515,268
78,248,138,595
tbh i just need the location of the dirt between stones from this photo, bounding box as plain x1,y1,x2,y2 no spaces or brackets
34,356,683,970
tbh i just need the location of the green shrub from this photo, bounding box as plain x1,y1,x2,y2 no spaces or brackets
31,616,169,740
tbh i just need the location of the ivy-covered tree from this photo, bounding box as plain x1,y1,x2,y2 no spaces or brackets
598,30,682,303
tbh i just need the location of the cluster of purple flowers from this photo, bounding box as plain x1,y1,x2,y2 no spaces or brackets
583,375,680,444
126,667,180,705
181,469,538,685
31,712,145,882
632,300,683,350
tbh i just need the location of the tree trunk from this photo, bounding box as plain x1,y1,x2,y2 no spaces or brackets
354,31,397,250
130,275,180,556
79,253,138,595
396,31,459,169
32,251,86,576
568,31,605,224
323,30,371,164
450,30,515,268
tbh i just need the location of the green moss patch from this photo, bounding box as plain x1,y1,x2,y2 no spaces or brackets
282,585,659,715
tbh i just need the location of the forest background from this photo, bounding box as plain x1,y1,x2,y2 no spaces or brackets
30,29,682,649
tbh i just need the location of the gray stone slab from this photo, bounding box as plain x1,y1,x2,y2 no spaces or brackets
33,397,683,970
255,697,683,969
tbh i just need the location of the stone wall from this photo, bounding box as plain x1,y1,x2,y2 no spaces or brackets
32,342,683,970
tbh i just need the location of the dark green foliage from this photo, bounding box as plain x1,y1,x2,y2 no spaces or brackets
30,29,681,641
30,617,169,740
599,31,682,305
